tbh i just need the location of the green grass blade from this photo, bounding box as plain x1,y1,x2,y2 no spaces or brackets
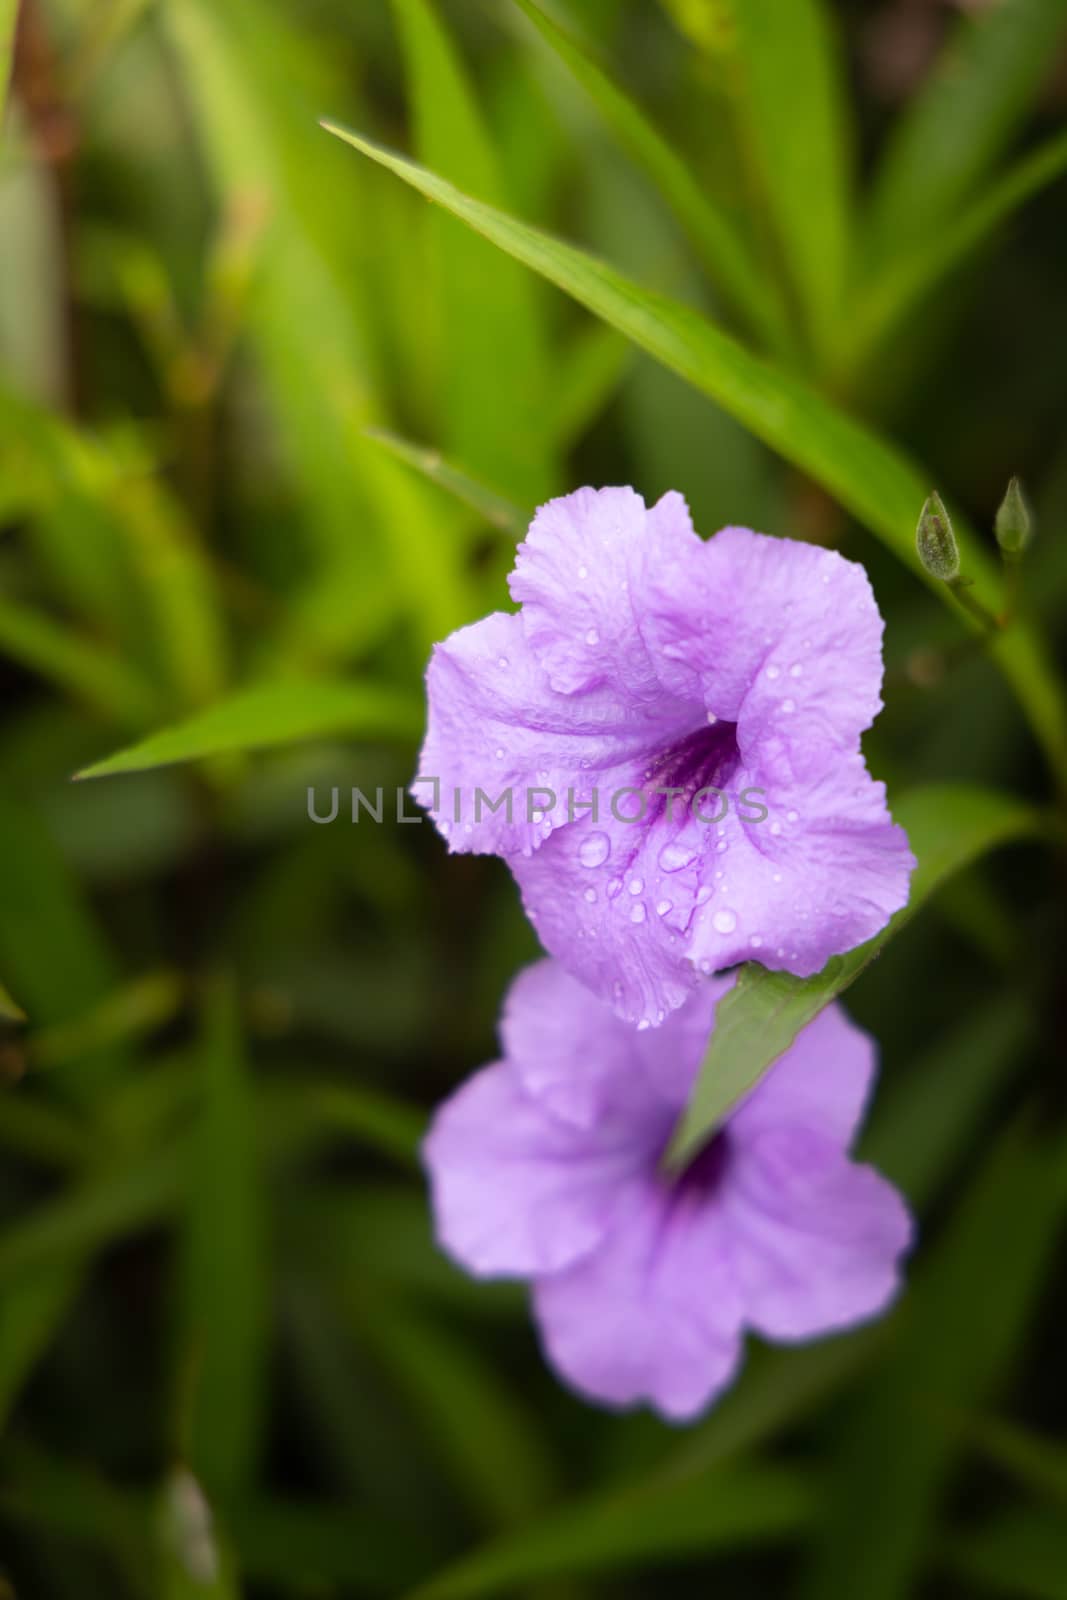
394,0,551,504
365,427,527,540
865,0,1067,262
179,979,267,1504
800,1120,1067,1600
721,0,853,364
0,1266,84,1430
1,0,17,125
941,1507,1067,1600
510,0,791,350
665,784,1040,1168
404,1461,814,1599
75,677,422,779
852,128,1067,369
320,123,1067,790
0,795,128,1098
0,592,161,725
0,979,24,1022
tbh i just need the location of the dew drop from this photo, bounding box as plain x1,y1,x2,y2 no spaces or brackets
628,877,644,895
658,841,695,873
769,821,782,836
498,656,509,669
578,832,610,868
630,903,646,924
585,627,600,646
750,934,763,948
781,698,796,714
577,564,588,579
706,710,718,725
772,872,783,884
712,908,738,934
786,809,799,823
765,664,781,681
495,747,504,759
789,663,803,678
583,887,597,904
637,1018,651,1032
716,839,728,853
606,877,623,900
699,958,713,975
695,885,713,905
656,899,672,917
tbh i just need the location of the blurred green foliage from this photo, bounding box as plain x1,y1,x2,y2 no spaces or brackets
1,1,1066,1596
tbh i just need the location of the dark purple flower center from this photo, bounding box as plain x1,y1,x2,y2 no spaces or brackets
644,720,741,809
667,1130,731,1201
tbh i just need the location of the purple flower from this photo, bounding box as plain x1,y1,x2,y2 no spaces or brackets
416,487,913,1026
423,958,912,1421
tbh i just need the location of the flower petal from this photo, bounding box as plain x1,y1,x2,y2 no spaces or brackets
639,526,887,773
416,610,691,857
725,1126,913,1341
510,486,699,702
422,1063,644,1278
729,1001,877,1149
532,1172,745,1420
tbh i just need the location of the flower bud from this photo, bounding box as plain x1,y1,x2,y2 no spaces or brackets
994,476,1031,556
916,491,959,582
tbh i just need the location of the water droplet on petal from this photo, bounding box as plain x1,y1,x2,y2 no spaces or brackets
585,627,600,646
577,564,588,579
749,934,763,948
786,809,799,823
628,877,644,895
765,664,781,681
658,842,695,873
630,903,646,924
716,838,728,853
495,747,504,759
706,710,718,725
789,663,803,678
578,832,610,868
695,885,712,905
656,899,672,917
607,877,622,899
770,821,782,836
712,909,738,934
637,1018,651,1031
781,698,796,714
498,656,509,669
772,872,783,884
583,887,597,903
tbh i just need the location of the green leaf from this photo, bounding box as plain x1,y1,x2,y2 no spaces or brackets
666,783,1040,1169
800,1120,1067,1600
405,1461,814,1599
865,0,1067,263
963,1413,1067,1511
1,0,18,126
164,0,474,662
509,0,791,351
0,1266,85,1430
179,979,267,1504
941,1507,1067,1600
365,427,527,541
0,592,161,726
320,122,1067,791
0,795,129,1098
851,128,1067,369
394,0,551,504
0,979,24,1022
720,0,853,363
75,677,422,779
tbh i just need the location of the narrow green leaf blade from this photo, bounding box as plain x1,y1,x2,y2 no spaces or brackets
1,0,18,125
365,427,526,540
722,0,853,361
667,784,1040,1169
854,128,1067,366
180,979,267,1503
320,122,1067,789
0,979,24,1022
75,678,421,779
510,0,789,349
941,1507,1067,1600
865,0,1067,261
